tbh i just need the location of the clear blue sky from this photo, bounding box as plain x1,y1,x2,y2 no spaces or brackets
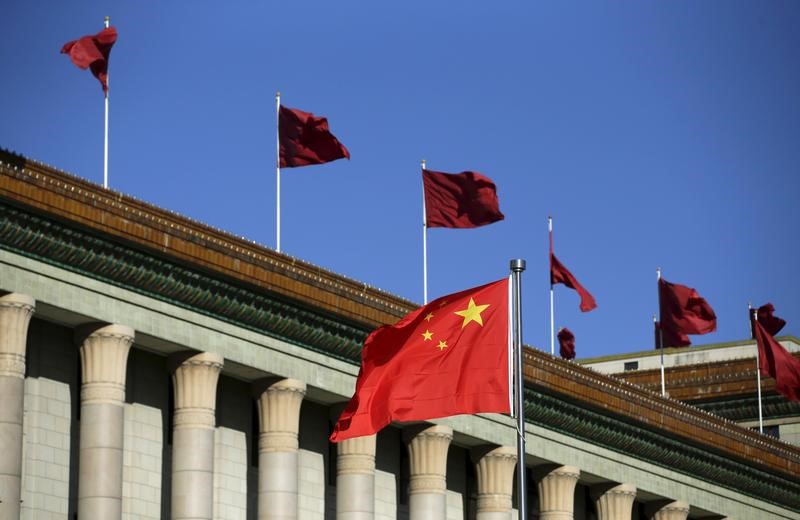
2,1,798,358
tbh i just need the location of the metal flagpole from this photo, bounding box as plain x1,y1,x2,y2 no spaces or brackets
751,303,764,434
548,216,555,356
276,91,281,253
103,16,110,189
421,159,428,304
657,267,666,397
510,258,527,520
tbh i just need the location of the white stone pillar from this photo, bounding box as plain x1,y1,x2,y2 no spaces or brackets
0,293,34,520
537,465,580,520
647,500,690,520
170,352,224,520
593,483,637,520
76,323,135,520
473,446,517,520
405,424,453,520
255,378,306,520
336,434,376,520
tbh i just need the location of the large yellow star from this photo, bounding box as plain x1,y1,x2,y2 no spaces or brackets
454,298,490,328
421,330,433,341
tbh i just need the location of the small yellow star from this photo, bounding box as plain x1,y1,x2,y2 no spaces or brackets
454,298,490,328
438,300,448,308
437,340,448,351
422,330,433,341
424,312,434,322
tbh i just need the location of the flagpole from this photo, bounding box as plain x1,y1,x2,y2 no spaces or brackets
510,258,527,520
657,267,665,397
548,216,555,356
422,159,428,304
751,303,764,434
276,91,281,253
103,16,110,189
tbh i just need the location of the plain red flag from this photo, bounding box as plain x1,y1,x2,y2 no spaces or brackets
279,106,350,167
61,26,117,94
754,303,786,337
754,320,800,402
654,320,691,349
549,248,596,312
557,327,576,360
330,278,510,442
422,169,504,229
658,278,716,347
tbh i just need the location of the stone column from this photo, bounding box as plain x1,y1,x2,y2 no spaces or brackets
537,465,580,520
255,378,306,520
592,483,637,520
75,323,135,520
646,500,690,520
405,424,453,520
0,293,34,520
170,352,224,520
473,446,517,520
336,434,376,520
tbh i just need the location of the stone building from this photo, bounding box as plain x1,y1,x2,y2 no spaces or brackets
0,149,797,519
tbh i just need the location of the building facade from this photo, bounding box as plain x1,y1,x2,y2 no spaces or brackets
0,149,798,519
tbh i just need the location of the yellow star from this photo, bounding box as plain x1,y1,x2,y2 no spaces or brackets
422,330,433,341
424,312,434,322
437,340,448,351
454,298,490,328
438,300,448,308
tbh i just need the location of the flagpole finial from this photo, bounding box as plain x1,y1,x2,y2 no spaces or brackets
276,90,280,98
104,16,110,27
510,259,526,272
421,159,426,169
656,267,662,280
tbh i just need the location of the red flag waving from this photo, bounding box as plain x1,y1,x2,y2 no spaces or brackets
279,106,350,167
330,278,510,442
658,278,716,346
422,169,504,228
754,320,800,402
550,253,596,312
756,303,786,337
654,320,691,349
61,26,117,94
557,327,576,360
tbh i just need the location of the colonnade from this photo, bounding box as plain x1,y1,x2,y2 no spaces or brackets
0,292,706,520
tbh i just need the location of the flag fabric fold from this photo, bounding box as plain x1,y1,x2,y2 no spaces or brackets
61,26,117,94
279,106,350,167
754,303,786,338
754,319,800,402
654,320,691,349
330,278,510,442
422,169,504,229
550,253,597,312
658,278,716,347
557,327,576,360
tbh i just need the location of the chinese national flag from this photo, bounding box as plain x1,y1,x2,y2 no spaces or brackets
654,320,691,349
557,327,576,360
330,278,510,442
754,320,800,402
550,253,596,312
422,169,504,228
750,303,786,338
658,278,716,346
61,26,117,94
279,106,350,167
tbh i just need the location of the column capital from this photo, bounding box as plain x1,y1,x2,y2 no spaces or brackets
536,465,580,520
254,377,306,452
0,293,35,378
646,500,690,520
337,434,376,475
592,483,637,520
170,351,223,430
76,323,134,404
473,445,517,513
405,424,453,495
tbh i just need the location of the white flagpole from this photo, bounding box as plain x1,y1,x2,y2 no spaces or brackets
421,159,428,304
510,259,527,520
276,91,281,253
103,16,110,189
751,303,764,434
657,267,666,397
549,216,555,356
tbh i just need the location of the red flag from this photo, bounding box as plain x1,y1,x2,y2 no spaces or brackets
330,278,510,442
61,26,117,94
754,320,800,402
549,252,596,312
755,303,786,337
422,169,504,229
658,278,716,346
279,106,350,167
654,320,691,349
557,327,576,360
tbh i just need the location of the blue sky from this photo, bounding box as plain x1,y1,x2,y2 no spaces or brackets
2,1,798,358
